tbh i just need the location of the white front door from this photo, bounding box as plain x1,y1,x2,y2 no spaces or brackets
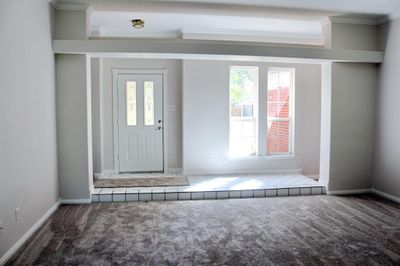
116,74,163,172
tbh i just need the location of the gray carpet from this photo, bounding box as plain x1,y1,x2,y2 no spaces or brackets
94,176,189,188
7,194,400,265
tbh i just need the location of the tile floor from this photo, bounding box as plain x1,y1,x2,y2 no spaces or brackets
91,174,325,202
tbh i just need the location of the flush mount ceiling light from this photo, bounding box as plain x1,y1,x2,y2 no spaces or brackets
131,19,144,29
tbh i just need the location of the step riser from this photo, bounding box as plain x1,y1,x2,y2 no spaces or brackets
91,186,325,203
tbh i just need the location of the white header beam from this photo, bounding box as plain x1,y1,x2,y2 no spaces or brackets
53,39,383,63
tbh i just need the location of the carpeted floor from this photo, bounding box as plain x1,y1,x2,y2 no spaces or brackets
94,176,189,188
7,194,400,265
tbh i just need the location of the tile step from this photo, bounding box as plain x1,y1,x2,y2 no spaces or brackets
91,186,326,203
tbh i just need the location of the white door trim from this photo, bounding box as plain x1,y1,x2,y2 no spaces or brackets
112,68,168,173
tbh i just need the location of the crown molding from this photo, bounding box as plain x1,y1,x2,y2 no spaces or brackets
366,12,400,25
51,0,90,11
329,15,382,26
180,28,322,46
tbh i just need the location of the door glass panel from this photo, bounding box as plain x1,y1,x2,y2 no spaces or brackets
126,81,137,126
144,81,155,125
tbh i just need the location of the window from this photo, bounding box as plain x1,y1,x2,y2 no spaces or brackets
144,81,155,126
229,66,258,157
267,68,294,155
126,81,137,126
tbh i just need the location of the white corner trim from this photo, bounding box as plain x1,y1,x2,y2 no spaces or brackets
372,189,400,204
0,200,61,265
60,198,91,204
327,188,372,195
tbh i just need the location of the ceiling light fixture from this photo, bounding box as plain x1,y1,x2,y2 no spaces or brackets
131,19,144,29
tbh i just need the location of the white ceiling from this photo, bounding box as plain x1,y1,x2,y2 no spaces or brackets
90,11,324,44
66,0,400,16
57,0,400,44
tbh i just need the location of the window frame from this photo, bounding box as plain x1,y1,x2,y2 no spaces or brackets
228,65,259,158
266,67,295,156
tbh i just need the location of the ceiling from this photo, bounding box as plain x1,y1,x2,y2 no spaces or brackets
56,0,400,44
90,11,324,45
61,0,400,16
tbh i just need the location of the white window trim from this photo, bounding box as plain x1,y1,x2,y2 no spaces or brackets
265,67,295,156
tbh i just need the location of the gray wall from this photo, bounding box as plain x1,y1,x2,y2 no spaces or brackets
93,58,182,173
0,0,58,260
54,9,89,40
373,19,400,197
54,9,93,200
328,63,377,191
56,55,92,199
331,23,379,50
182,60,321,175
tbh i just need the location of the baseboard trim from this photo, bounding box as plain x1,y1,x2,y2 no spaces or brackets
0,199,60,265
60,198,91,204
183,168,303,176
327,188,372,195
372,189,400,204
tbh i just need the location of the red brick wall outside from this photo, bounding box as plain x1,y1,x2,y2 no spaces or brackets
267,87,290,153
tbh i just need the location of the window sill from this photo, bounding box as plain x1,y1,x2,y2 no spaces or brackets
264,155,296,160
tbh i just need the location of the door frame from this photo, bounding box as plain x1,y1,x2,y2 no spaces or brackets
112,68,168,173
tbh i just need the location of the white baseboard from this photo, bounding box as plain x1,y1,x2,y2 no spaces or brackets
327,188,372,195
372,189,400,203
183,168,303,176
60,198,91,204
0,200,60,265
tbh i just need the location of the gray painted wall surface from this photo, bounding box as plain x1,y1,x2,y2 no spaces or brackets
93,58,182,173
373,19,400,198
182,60,321,175
54,9,88,40
55,9,92,199
328,63,377,191
331,23,379,51
56,55,91,199
0,0,58,259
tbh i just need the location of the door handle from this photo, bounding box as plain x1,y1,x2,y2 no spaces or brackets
155,126,163,131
